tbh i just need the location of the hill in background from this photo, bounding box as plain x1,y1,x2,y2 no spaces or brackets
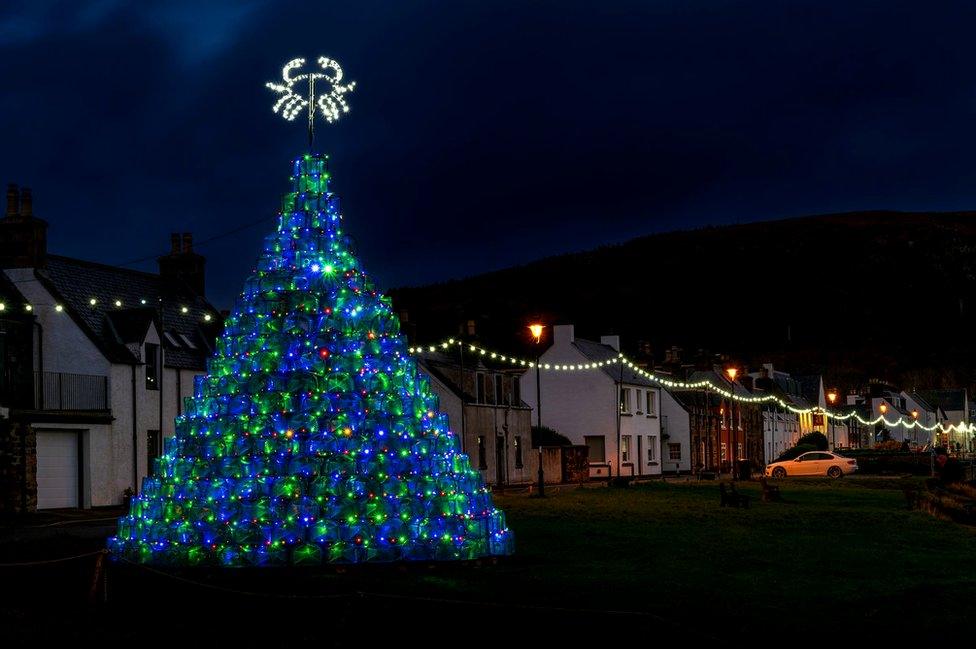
389,211,976,393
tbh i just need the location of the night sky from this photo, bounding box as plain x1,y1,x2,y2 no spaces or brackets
3,1,976,307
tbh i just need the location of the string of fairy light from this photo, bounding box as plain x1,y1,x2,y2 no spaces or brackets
408,339,974,435
0,298,216,323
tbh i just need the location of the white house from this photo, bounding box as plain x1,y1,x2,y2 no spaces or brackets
749,364,802,459
659,388,692,473
521,325,684,479
416,350,534,486
916,389,970,449
0,184,220,511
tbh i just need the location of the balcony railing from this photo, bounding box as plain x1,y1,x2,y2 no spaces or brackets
33,371,109,411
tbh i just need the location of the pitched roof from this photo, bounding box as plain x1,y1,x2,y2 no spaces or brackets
794,375,823,403
0,269,28,306
572,338,655,387
35,255,221,370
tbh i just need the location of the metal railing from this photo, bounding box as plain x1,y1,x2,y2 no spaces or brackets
33,371,109,411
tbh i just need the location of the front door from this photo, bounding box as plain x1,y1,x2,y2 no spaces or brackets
495,436,506,486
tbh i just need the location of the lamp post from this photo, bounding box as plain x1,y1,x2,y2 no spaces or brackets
878,402,888,445
826,390,838,450
911,409,919,448
725,367,738,478
529,323,545,498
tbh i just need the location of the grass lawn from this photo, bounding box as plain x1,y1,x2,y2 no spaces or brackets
5,477,976,642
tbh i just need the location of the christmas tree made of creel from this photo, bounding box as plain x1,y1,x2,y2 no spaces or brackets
108,154,513,566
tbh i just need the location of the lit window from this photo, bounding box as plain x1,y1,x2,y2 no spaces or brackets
621,435,631,462
647,390,657,415
620,388,631,413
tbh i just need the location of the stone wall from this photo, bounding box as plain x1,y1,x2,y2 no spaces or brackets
0,416,37,514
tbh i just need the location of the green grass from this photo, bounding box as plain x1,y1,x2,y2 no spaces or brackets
11,477,976,641
334,477,976,636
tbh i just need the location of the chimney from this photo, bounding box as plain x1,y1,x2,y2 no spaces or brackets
553,324,575,347
157,231,206,296
600,334,620,351
19,187,32,217
0,183,47,268
5,184,18,217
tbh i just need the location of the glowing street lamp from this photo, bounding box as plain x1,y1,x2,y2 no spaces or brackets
529,323,546,498
725,367,738,477
528,324,544,344
826,390,838,449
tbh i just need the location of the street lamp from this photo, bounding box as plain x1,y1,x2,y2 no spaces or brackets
529,323,545,498
827,390,838,449
725,367,738,477
911,409,919,448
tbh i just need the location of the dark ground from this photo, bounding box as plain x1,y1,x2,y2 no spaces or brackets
2,477,975,645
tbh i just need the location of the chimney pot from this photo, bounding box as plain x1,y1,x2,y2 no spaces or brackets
5,184,18,218
170,233,180,254
182,232,193,253
19,187,32,217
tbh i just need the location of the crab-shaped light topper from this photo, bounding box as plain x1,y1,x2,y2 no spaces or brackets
265,57,356,125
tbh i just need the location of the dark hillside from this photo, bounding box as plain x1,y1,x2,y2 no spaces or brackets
390,211,976,391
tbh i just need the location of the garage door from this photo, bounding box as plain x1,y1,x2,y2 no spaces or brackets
36,431,79,509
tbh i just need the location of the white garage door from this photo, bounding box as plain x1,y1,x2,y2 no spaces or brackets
36,431,79,509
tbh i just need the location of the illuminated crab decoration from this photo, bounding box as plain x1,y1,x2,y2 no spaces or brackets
265,56,356,124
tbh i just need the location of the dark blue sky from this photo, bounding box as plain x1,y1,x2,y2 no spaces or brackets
3,1,976,307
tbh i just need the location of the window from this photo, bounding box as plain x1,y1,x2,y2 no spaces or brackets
646,390,657,415
494,374,503,405
647,435,657,462
668,443,681,460
736,442,743,459
514,436,523,469
513,377,521,405
619,388,631,413
621,435,631,462
585,435,606,463
477,436,487,470
635,390,643,415
476,373,486,404
145,343,160,390
147,429,160,472
721,442,727,461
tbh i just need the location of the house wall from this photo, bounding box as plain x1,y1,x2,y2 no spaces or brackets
4,269,110,376
109,363,135,505
660,389,691,473
764,408,800,461
161,366,204,439
521,343,617,478
420,366,534,485
462,404,534,485
618,385,663,477
521,327,663,479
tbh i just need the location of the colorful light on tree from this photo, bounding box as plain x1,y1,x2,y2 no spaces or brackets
108,153,513,565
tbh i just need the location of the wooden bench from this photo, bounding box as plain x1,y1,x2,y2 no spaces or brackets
759,476,781,502
720,482,750,508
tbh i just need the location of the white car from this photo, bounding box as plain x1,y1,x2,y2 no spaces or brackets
765,451,858,478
